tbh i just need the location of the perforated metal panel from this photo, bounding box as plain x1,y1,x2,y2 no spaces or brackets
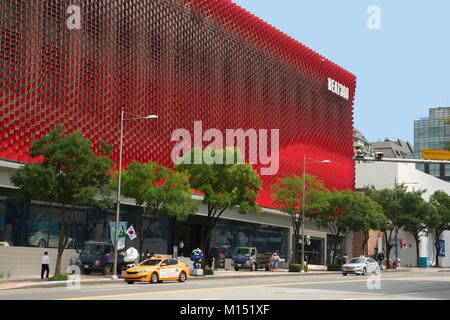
0,0,357,208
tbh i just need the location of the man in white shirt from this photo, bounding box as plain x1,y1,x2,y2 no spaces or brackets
41,252,50,280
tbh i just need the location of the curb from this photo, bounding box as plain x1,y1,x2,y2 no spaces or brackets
2,280,118,290
2,271,340,290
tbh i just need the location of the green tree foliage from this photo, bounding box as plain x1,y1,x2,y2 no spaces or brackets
401,190,430,266
177,148,262,266
11,126,114,276
346,193,387,256
309,190,351,263
443,141,450,151
114,161,198,257
311,190,387,263
364,186,410,269
428,191,450,267
365,184,431,268
271,174,327,263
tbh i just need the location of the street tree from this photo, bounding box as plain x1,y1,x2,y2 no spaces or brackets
308,190,349,264
271,174,327,264
347,193,387,256
115,161,198,257
428,191,450,267
401,189,430,266
11,126,114,276
364,186,410,269
177,148,262,267
310,190,384,263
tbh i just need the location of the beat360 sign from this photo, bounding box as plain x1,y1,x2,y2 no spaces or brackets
327,78,350,100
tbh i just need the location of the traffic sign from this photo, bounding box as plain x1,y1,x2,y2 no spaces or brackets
422,149,450,161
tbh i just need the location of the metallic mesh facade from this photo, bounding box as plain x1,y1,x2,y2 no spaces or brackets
1,0,357,208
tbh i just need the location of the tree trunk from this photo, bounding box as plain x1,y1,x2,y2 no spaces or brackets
332,236,341,264
334,232,347,265
435,243,440,267
362,232,369,257
55,204,66,276
291,216,300,264
435,240,440,267
138,227,145,262
434,230,441,267
48,202,53,247
414,235,420,267
293,232,299,264
137,211,144,260
386,245,392,269
201,207,225,268
201,225,213,268
384,231,392,269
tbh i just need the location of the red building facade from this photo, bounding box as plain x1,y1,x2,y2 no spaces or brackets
1,0,357,208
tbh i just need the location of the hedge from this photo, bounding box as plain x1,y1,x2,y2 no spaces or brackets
289,263,308,272
327,264,342,271
204,266,214,275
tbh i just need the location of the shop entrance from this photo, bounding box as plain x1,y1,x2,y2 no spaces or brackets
173,219,205,257
295,236,324,265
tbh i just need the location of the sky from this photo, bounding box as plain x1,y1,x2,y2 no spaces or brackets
232,0,450,144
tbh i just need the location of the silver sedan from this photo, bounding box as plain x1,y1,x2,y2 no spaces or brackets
342,257,380,276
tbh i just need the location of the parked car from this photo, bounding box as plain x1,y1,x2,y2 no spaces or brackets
231,247,272,271
342,256,380,276
124,258,190,284
28,231,75,249
79,241,125,275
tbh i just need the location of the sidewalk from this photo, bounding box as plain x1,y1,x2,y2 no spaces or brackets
0,269,337,290
0,275,114,290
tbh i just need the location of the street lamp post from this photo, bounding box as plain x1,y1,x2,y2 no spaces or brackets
111,108,158,280
300,155,330,273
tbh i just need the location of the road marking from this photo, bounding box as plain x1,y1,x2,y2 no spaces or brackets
275,289,320,294
81,286,143,292
62,276,431,300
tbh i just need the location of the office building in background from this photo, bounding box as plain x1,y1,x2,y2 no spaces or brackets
414,107,450,181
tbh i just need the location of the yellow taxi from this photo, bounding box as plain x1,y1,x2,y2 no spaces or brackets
123,257,190,284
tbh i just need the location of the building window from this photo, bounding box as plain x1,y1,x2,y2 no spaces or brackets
209,219,289,259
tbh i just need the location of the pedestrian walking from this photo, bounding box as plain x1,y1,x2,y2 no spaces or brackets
41,251,50,280
342,253,349,264
270,252,280,272
178,240,184,257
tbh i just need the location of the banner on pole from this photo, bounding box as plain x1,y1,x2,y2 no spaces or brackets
126,225,137,240
109,221,127,250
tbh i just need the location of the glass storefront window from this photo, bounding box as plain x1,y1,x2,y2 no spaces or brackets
0,198,7,243
304,238,323,265
209,219,289,259
0,196,26,246
2,190,291,259
0,190,172,254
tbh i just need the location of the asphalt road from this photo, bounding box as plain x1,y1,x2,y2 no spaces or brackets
1,271,450,300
